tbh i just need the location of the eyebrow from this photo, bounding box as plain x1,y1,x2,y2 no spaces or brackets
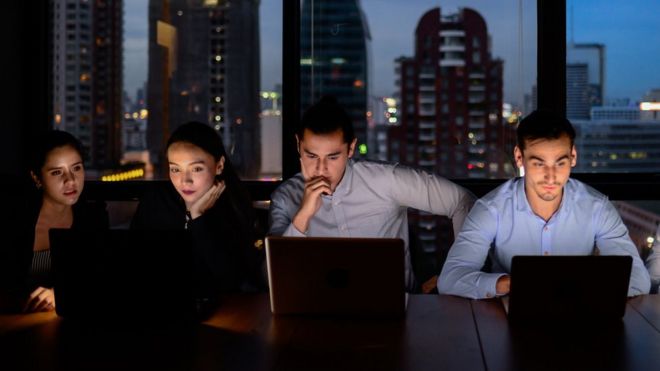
303,149,342,157
46,161,83,171
168,160,206,166
529,154,570,162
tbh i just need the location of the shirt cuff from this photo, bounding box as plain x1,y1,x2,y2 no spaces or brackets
283,223,306,237
480,273,508,299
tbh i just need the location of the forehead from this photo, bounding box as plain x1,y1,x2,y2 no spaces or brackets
45,145,82,164
299,129,347,152
522,135,573,158
167,142,214,162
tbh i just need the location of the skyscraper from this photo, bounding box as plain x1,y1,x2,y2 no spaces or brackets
147,0,261,178
566,42,605,120
300,0,371,157
52,0,123,171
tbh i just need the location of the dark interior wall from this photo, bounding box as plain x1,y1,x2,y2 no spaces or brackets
1,2,50,178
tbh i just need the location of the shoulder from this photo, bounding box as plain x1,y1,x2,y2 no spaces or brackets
478,178,519,208
566,178,609,210
271,174,304,202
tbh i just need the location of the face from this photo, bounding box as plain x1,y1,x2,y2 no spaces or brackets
514,134,577,205
167,142,224,208
35,145,85,206
297,128,357,191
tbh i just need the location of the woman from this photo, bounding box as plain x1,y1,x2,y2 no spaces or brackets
0,131,108,313
131,121,264,298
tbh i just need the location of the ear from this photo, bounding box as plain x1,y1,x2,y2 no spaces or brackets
216,156,225,175
295,134,301,156
570,145,577,167
513,145,523,169
347,138,358,158
30,171,41,187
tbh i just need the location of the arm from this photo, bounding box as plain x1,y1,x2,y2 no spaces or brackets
647,237,660,293
388,165,476,238
595,200,651,296
437,200,506,299
268,177,307,237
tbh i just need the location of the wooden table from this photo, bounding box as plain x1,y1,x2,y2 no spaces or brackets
1,294,659,371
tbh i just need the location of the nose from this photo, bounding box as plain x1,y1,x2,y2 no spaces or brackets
182,169,193,185
314,158,329,177
544,165,556,181
63,169,75,184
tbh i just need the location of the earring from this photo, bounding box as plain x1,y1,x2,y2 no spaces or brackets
35,182,42,189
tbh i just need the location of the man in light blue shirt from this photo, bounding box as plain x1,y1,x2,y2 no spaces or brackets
646,226,660,293
269,96,475,292
438,110,650,298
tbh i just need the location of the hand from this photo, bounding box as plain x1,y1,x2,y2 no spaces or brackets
189,181,226,219
421,275,438,294
496,275,511,295
23,287,55,313
292,160,332,233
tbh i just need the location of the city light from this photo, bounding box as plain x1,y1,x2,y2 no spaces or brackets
101,168,145,182
215,55,222,62
139,109,148,119
358,144,368,155
353,80,364,88
215,96,222,103
300,58,313,65
640,102,660,111
331,58,346,64
215,115,222,122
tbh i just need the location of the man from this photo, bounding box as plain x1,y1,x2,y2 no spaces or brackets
646,227,660,293
269,96,475,292
438,110,651,298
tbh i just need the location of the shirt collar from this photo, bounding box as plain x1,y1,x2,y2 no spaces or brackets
515,177,574,216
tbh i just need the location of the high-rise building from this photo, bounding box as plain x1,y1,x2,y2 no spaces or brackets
300,0,371,158
52,0,123,171
566,63,590,120
387,8,510,276
147,0,261,178
566,42,605,120
390,7,509,179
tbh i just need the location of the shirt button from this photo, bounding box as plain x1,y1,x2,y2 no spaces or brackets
486,292,493,298
544,227,549,231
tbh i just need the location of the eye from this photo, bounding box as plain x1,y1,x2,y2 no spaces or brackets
169,167,180,174
73,164,84,172
306,154,317,159
193,166,205,173
50,170,62,176
328,155,340,160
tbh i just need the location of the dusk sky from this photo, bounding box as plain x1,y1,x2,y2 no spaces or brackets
123,0,659,107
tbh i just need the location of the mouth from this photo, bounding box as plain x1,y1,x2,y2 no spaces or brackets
63,189,78,197
181,190,196,196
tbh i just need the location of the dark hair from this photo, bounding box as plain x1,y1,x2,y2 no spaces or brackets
29,130,85,181
167,121,256,244
516,110,576,151
297,95,355,143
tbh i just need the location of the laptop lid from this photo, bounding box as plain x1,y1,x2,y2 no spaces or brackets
50,229,197,323
507,255,632,323
265,236,406,317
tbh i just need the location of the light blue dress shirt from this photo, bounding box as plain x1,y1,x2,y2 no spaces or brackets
438,177,651,299
269,160,475,291
646,226,660,293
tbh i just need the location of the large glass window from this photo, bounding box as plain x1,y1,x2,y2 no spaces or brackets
51,0,282,181
301,0,537,280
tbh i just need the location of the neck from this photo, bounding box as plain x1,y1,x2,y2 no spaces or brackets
40,196,72,216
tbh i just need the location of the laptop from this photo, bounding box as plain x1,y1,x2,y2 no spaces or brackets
50,229,198,324
265,236,406,317
506,255,632,324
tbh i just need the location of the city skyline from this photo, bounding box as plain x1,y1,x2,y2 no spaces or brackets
123,0,660,107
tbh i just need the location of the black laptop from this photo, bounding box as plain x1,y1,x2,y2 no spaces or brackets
265,236,406,317
507,255,632,324
50,229,198,324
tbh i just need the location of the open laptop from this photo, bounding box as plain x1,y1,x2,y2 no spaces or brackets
265,236,406,317
506,255,632,324
50,229,198,324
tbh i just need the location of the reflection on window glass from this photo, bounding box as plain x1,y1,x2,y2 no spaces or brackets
51,0,282,181
301,0,536,280
566,0,660,174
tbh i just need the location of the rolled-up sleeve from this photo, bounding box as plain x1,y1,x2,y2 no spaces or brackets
437,200,505,299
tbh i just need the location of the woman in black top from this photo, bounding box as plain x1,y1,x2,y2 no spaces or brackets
131,122,263,298
0,131,108,313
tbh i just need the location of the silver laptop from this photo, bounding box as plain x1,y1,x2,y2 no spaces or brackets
265,236,406,317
